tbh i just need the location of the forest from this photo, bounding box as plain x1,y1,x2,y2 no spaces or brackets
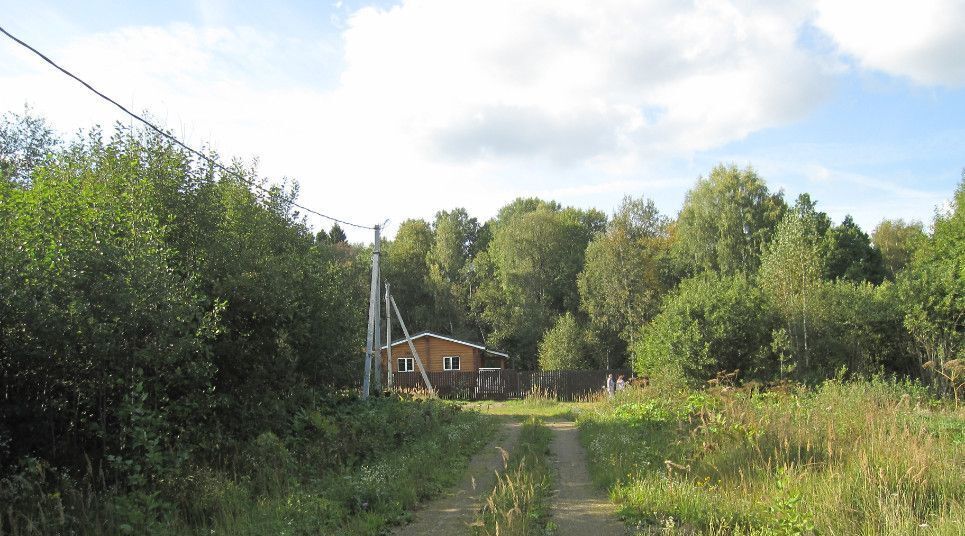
1,109,962,533
379,136,961,396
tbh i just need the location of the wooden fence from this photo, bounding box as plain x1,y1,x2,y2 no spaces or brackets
390,369,633,401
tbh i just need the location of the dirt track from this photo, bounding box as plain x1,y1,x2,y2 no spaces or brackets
392,413,627,535
391,419,521,536
547,420,627,536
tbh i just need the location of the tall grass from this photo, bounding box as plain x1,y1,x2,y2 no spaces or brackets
464,387,601,418
473,418,554,536
578,378,964,535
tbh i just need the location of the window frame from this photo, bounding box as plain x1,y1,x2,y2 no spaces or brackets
397,357,414,372
443,355,461,371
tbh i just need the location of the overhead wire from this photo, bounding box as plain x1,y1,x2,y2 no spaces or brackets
0,24,375,231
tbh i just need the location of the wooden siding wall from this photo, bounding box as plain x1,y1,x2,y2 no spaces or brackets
380,337,485,373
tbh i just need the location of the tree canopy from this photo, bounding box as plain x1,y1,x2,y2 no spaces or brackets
538,312,600,371
825,215,886,284
759,195,828,373
873,218,926,279
578,196,670,347
673,164,786,276
899,178,965,397
466,201,605,368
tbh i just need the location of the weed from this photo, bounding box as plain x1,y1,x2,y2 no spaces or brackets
473,418,553,536
578,379,964,534
0,398,497,536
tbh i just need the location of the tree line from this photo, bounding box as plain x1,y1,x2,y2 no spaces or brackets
380,158,962,398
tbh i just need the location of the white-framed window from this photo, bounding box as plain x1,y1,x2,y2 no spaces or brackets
443,356,460,371
398,357,414,372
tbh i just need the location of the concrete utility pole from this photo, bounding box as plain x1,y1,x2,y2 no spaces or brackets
373,269,382,393
385,283,393,389
361,224,381,399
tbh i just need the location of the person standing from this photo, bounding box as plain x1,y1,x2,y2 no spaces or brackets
616,374,626,391
606,373,615,398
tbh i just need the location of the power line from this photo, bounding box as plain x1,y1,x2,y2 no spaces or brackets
0,24,374,231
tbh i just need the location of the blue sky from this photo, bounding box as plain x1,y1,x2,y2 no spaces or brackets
1,0,963,241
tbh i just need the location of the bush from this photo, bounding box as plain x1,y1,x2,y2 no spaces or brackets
811,280,908,376
634,273,776,385
538,312,599,370
0,122,367,503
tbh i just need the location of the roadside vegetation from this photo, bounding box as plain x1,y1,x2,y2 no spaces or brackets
578,380,964,535
3,395,495,535
0,112,497,535
473,417,554,536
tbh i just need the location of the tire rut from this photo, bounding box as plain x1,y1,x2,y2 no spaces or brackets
547,420,627,536
391,419,521,536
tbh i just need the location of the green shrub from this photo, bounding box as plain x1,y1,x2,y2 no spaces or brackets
635,273,776,385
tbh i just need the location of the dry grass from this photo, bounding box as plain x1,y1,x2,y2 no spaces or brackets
472,417,554,536
578,379,964,535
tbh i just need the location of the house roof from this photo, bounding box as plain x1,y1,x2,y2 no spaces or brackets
380,331,510,358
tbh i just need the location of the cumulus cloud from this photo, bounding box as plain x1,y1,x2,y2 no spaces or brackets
337,0,830,165
1,0,958,240
814,0,965,86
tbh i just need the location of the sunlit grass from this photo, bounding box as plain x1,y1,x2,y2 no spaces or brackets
463,399,586,419
578,379,965,535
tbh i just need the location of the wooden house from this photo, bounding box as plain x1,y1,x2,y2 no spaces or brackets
379,332,509,373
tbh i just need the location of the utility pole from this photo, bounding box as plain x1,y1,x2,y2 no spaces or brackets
361,224,381,399
385,283,393,389
373,264,382,393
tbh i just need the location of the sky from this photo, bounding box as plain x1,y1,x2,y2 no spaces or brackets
1,0,963,242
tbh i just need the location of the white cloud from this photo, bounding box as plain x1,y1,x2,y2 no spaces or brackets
814,0,965,86
2,1,957,241
337,0,829,163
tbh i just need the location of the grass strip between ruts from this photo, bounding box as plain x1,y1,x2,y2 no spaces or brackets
472,417,555,536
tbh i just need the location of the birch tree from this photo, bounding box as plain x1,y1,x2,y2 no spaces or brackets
578,196,670,346
673,164,785,276
759,196,827,373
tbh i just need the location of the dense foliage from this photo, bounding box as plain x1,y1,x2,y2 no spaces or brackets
3,394,494,534
578,196,671,348
538,312,600,371
672,164,786,276
0,114,374,531
635,273,776,385
375,162,960,396
873,218,926,280
899,179,965,400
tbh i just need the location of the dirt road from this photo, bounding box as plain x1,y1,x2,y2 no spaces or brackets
547,420,627,536
391,419,521,536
